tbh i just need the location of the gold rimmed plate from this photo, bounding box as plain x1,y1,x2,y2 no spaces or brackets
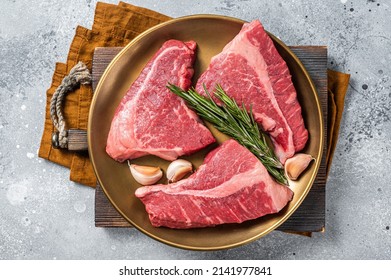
88,15,323,250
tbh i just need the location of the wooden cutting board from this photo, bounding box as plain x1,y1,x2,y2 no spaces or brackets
93,46,328,233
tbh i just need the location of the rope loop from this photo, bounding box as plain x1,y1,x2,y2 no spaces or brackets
50,61,91,148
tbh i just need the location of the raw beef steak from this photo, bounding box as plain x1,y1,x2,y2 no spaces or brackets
196,20,308,163
135,139,294,229
106,40,215,162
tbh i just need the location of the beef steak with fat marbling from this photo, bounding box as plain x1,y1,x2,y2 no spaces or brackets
196,20,308,164
135,139,293,229
106,39,215,162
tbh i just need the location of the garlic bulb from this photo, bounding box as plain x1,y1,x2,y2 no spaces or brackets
128,162,163,185
166,159,193,183
284,153,315,181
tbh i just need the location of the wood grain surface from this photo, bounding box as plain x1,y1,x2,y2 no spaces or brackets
92,46,328,233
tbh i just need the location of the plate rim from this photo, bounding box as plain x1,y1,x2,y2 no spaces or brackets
88,14,324,250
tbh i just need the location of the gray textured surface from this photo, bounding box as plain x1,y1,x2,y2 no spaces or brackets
0,0,390,260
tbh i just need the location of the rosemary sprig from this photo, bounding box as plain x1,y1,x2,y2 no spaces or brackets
167,83,288,185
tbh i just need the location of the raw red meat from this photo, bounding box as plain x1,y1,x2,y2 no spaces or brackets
106,39,215,162
135,139,294,229
196,20,308,163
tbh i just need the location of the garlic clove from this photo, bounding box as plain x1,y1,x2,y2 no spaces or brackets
128,162,163,185
284,153,315,181
167,159,193,183
169,165,193,182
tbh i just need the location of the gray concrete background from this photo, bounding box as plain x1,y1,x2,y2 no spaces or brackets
0,0,390,259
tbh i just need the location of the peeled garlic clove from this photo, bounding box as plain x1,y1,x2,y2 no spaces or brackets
128,162,163,185
167,159,193,183
285,153,315,181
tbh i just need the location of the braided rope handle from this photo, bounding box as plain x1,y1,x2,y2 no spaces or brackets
50,62,92,148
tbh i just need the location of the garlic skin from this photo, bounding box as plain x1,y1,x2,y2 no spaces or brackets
284,153,315,181
128,162,163,185
167,159,193,183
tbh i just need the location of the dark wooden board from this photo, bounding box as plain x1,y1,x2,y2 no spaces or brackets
278,46,328,232
93,46,328,233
